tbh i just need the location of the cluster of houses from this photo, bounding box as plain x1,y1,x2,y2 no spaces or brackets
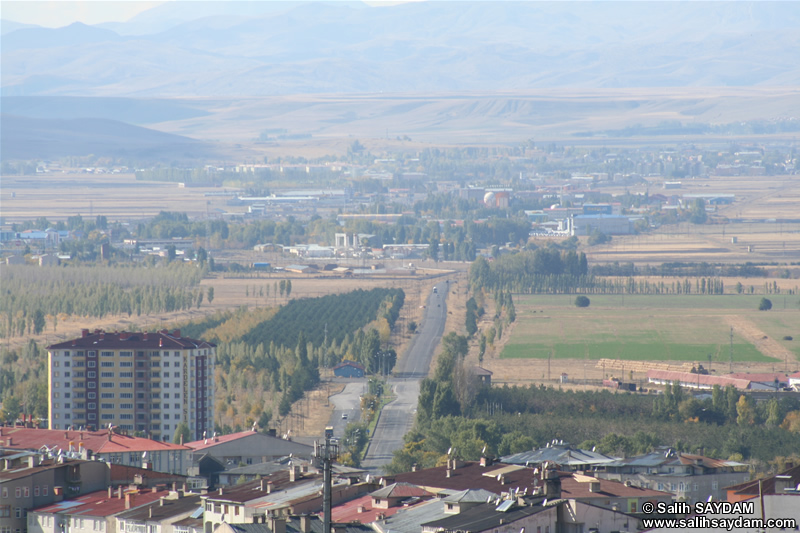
3,426,799,533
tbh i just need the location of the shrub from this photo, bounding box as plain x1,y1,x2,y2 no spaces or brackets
783,335,793,341
575,295,591,308
758,298,773,311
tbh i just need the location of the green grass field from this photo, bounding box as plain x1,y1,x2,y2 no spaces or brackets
500,294,797,363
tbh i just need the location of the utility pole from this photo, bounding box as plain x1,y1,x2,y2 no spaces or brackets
314,436,339,533
729,327,733,373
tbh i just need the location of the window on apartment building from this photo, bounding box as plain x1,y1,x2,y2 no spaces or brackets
120,414,133,420
137,362,145,368
23,487,29,497
88,351,96,357
101,372,114,378
101,351,113,357
0,505,9,517
712,481,718,489
64,403,70,409
150,372,160,378
88,382,96,389
175,404,180,409
120,352,132,358
88,393,96,399
120,362,133,367
64,361,70,367
174,351,180,357
88,371,96,378
120,372,133,378
120,383,133,389
53,371,60,377
42,486,48,496
88,361,96,368
101,362,114,368
101,403,114,409
120,403,133,409
101,383,114,388
75,392,85,399
101,393,114,399
75,361,85,367
88,414,97,420
88,403,96,409
65,393,71,398
120,393,133,399
76,403,85,409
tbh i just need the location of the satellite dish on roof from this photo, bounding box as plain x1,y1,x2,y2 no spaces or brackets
447,447,452,455
707,495,713,502
482,445,487,455
542,498,548,507
592,446,596,452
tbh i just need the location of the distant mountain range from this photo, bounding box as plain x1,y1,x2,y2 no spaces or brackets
2,1,799,160
1,114,213,161
3,1,799,97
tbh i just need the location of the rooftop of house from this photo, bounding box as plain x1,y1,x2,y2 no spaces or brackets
501,441,618,467
32,487,169,517
47,329,215,351
391,461,671,501
420,499,555,533
115,494,202,522
0,427,190,454
0,452,102,482
726,464,800,497
371,482,435,500
602,448,746,470
331,493,417,524
202,470,323,505
184,429,312,453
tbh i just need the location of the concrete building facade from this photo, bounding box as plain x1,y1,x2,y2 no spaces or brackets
47,330,216,442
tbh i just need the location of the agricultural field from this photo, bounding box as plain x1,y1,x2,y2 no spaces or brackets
489,292,800,386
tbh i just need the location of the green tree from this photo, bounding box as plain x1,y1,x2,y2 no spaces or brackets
207,287,214,304
736,395,756,426
758,298,772,311
173,422,192,444
32,309,46,335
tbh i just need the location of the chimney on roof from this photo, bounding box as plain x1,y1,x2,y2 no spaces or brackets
589,481,601,493
72,340,77,347
108,487,112,498
775,475,794,493
125,492,135,509
267,482,273,494
99,331,105,341
480,456,493,467
143,332,149,341
411,463,417,472
180,434,183,445
159,338,163,348
149,507,152,518
270,517,286,533
173,329,181,338
6,437,12,446
82,329,89,337
118,487,123,499
300,515,311,533
160,497,165,506
446,469,451,478
120,332,129,341
289,465,300,482
219,488,223,496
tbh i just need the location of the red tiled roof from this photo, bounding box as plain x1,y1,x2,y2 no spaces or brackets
32,488,169,517
560,473,671,499
47,330,215,351
0,427,189,453
330,494,419,524
726,465,800,496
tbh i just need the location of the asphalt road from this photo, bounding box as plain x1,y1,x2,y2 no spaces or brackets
360,281,450,472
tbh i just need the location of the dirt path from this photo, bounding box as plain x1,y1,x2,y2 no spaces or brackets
724,315,795,363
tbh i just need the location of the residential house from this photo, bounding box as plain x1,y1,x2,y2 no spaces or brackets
116,494,203,533
1,450,109,533
595,448,749,503
27,487,171,533
185,430,314,471
0,427,191,476
501,441,618,471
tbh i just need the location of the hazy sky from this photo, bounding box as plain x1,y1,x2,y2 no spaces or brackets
2,0,415,28
3,1,165,27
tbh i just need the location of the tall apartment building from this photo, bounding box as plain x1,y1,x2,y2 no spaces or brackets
47,329,216,442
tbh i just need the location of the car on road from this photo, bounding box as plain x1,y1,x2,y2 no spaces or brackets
342,413,348,420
